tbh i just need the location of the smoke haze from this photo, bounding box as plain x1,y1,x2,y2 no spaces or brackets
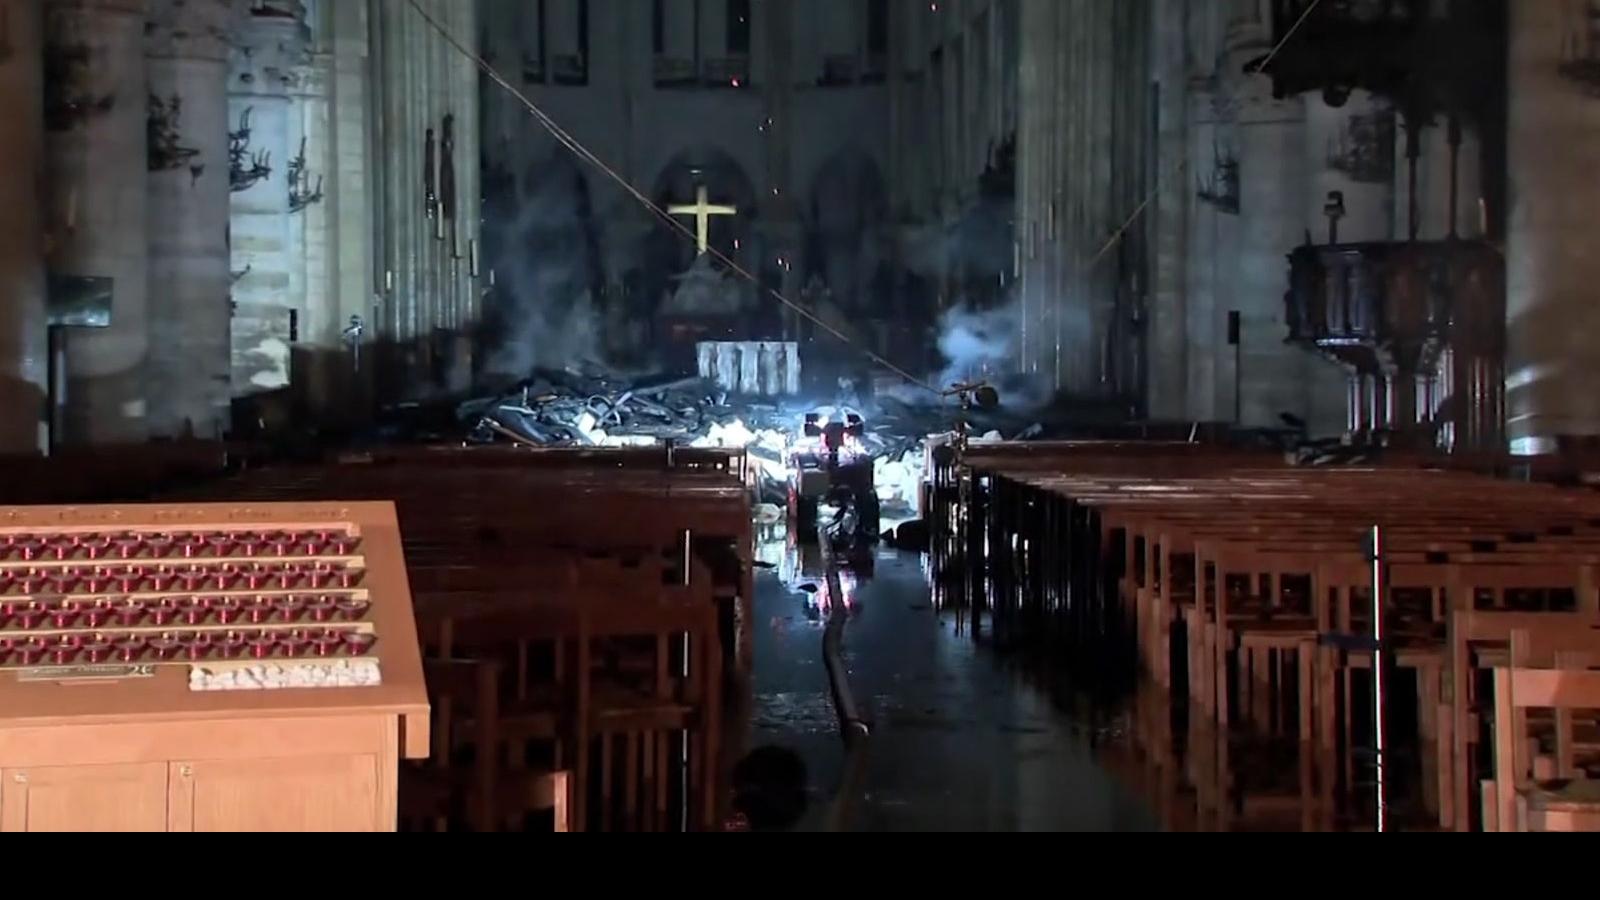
481,155,604,378
935,300,1021,390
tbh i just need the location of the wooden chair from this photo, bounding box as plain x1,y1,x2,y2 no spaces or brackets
414,552,721,832
1436,586,1600,830
577,575,723,833
401,657,571,832
1485,630,1600,831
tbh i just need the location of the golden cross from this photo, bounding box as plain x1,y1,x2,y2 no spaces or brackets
667,185,737,255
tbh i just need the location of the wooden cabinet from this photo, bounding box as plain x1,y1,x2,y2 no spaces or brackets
0,715,410,833
169,755,384,833
0,502,429,834
0,756,387,833
0,763,169,833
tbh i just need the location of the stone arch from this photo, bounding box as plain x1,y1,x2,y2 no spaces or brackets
648,145,760,269
635,146,759,314
804,146,890,312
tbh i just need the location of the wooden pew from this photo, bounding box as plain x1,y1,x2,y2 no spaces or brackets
411,555,723,832
165,456,755,671
949,443,1600,829
1487,629,1600,831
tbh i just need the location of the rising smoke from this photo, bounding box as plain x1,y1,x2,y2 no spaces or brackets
481,155,605,378
935,300,1021,391
892,186,1061,408
937,299,1047,410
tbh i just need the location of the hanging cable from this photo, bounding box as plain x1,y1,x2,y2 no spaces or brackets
1082,0,1324,267
403,0,940,395
408,0,1323,395
1249,0,1325,76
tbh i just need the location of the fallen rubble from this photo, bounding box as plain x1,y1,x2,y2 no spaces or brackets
373,366,1381,522
450,367,981,515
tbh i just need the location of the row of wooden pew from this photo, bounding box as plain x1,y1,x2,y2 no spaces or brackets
940,442,1600,831
167,446,753,831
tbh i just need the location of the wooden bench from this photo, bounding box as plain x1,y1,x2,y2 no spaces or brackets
946,443,1600,829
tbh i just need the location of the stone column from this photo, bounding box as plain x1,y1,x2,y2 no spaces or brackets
308,0,374,423
0,0,48,453
1226,15,1334,429
1185,85,1231,421
44,0,150,445
1053,0,1082,393
448,0,480,359
145,0,237,439
286,51,328,408
1147,0,1191,421
1015,0,1048,379
1505,0,1600,454
228,1,306,396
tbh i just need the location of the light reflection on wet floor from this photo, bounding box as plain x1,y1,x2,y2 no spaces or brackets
744,537,1420,831
747,544,1161,831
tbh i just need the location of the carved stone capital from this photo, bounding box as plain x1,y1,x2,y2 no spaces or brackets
283,55,328,97
147,0,239,63
229,0,307,97
43,0,148,133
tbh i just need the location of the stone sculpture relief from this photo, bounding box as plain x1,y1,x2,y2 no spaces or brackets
229,106,272,193
148,94,204,184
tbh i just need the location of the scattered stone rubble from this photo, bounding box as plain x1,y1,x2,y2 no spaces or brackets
420,365,1378,522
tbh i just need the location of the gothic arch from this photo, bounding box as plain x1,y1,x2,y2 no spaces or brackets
636,146,759,303
804,146,890,311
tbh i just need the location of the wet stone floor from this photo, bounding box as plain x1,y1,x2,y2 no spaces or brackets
743,544,1161,831
735,535,1423,832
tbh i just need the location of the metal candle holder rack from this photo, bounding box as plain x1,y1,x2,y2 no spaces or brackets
0,527,380,685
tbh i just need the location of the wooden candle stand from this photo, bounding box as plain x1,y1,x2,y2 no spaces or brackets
0,501,427,832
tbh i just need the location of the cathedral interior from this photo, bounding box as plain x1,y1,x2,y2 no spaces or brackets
2,0,1600,833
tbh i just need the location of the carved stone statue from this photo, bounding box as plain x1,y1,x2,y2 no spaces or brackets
661,254,744,316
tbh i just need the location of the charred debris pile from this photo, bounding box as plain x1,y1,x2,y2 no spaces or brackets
368,366,1369,473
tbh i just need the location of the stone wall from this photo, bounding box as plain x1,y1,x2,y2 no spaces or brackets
0,0,49,452
45,0,151,445
1010,0,1506,432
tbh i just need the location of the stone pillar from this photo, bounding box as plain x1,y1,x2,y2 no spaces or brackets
1053,0,1082,393
44,0,150,445
145,0,236,439
1505,0,1600,453
312,0,374,422
1069,0,1113,399
228,1,306,396
0,0,48,453
449,0,481,355
1185,85,1231,421
1147,0,1191,421
1015,0,1049,378
1226,15,1338,429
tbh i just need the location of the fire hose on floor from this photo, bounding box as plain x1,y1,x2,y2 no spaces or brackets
821,527,870,831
